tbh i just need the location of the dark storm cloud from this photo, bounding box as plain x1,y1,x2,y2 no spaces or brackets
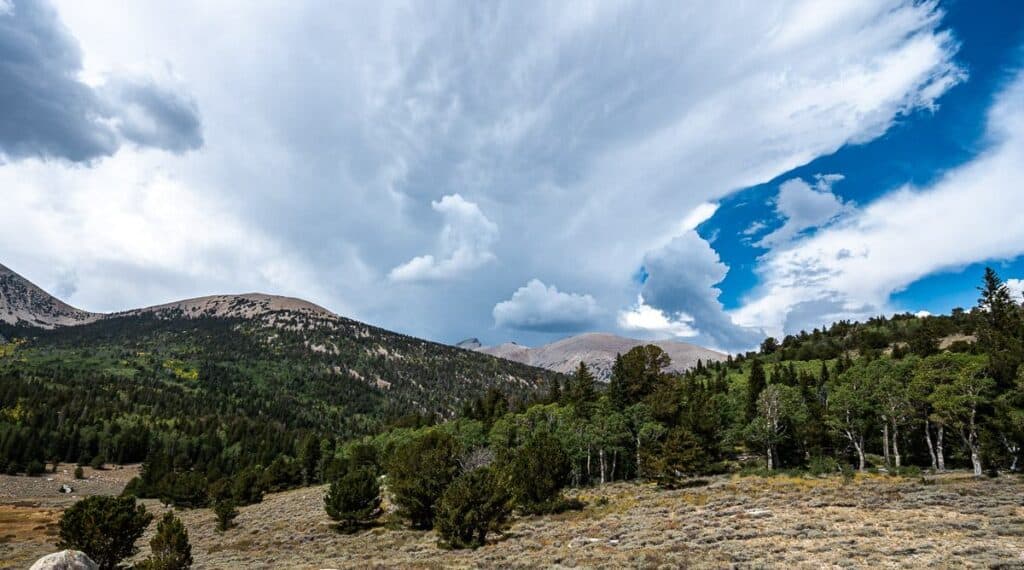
0,0,201,163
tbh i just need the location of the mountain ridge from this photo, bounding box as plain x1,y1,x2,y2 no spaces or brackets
469,331,727,379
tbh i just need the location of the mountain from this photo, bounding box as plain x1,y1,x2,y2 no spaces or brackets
0,262,560,419
472,332,727,379
0,263,100,328
0,260,563,502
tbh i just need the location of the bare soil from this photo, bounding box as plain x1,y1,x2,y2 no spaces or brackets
4,470,1024,569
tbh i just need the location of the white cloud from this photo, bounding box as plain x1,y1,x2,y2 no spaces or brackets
1006,279,1024,303
756,174,851,247
733,71,1024,339
493,279,602,332
0,0,968,345
618,295,698,338
389,194,498,283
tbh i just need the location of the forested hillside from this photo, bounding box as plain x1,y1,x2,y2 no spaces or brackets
0,306,559,505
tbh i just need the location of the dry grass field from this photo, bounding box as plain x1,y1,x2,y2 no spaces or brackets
3,469,1024,569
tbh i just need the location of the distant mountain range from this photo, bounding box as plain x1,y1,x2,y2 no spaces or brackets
0,262,558,417
458,332,726,380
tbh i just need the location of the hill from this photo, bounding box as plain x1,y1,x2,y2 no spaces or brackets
0,261,560,502
474,332,726,379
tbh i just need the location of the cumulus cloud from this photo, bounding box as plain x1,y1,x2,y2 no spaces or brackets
756,175,852,247
493,279,602,332
639,230,764,351
733,71,1024,339
389,194,498,282
618,295,698,338
0,0,201,163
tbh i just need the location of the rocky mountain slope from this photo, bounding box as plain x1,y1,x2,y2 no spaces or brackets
472,332,727,379
0,263,100,328
0,262,560,419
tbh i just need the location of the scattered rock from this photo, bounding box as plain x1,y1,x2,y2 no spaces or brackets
29,550,98,570
58,484,74,494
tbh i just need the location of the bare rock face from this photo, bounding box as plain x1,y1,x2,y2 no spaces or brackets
29,550,98,570
0,263,99,328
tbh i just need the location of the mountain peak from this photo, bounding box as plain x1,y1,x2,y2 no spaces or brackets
0,263,99,329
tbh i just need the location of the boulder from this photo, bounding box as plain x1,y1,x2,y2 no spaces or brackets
58,484,74,494
29,550,98,570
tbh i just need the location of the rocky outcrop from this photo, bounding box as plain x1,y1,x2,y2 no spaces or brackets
29,550,98,570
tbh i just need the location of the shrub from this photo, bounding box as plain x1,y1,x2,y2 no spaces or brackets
90,455,107,470
213,499,239,532
231,467,265,506
645,426,709,486
26,460,45,476
74,466,85,479
137,511,193,570
386,431,460,529
502,430,571,514
807,456,840,476
324,467,381,531
435,467,512,549
58,495,153,570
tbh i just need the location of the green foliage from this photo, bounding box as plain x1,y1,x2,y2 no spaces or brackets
324,467,381,531
57,495,153,570
386,430,460,529
502,430,571,514
74,465,84,479
137,511,193,570
644,425,709,485
435,466,512,549
213,499,238,532
0,311,559,502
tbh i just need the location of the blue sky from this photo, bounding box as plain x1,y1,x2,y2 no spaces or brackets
1,0,1023,352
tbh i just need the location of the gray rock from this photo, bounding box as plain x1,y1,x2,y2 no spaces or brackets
29,550,98,570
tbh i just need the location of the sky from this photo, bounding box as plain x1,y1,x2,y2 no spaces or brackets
1,0,1022,353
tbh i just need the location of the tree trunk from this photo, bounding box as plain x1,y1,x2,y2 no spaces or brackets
635,435,642,479
767,444,774,471
882,422,891,468
599,448,606,485
586,446,592,482
970,446,982,477
611,450,617,482
936,425,945,471
924,419,937,471
891,421,901,469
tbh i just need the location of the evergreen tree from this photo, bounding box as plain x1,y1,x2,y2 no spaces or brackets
324,467,381,531
567,362,597,415
386,431,460,529
58,495,153,570
502,430,571,514
745,360,767,423
977,267,1023,388
435,466,512,549
138,511,193,570
213,499,238,532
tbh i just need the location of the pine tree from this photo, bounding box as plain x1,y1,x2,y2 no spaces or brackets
567,362,597,414
745,360,767,423
435,466,512,549
58,495,153,570
213,499,238,531
138,511,193,570
324,467,382,531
